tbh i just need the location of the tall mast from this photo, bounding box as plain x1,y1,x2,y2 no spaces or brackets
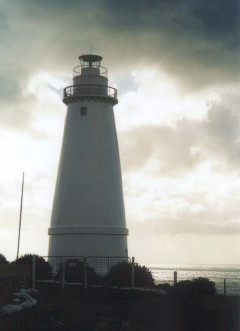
16,172,24,260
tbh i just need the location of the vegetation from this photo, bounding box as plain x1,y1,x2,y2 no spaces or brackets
154,283,171,292
35,284,238,331
0,253,8,264
191,277,216,295
12,254,52,280
172,277,216,296
107,261,154,288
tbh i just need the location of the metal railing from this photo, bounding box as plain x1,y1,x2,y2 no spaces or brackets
86,256,130,275
63,84,117,101
73,65,108,78
32,255,134,290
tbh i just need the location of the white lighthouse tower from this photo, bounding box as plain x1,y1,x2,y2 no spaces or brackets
48,55,128,259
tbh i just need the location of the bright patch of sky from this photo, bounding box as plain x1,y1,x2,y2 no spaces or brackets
115,68,220,130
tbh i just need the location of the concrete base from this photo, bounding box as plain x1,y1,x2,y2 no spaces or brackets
48,233,128,257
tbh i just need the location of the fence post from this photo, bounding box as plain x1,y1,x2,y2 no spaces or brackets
107,257,110,272
83,257,87,290
174,271,177,286
224,279,226,296
61,256,66,289
131,257,135,289
32,255,36,289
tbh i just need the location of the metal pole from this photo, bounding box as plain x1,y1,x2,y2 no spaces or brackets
16,172,24,260
32,255,36,289
131,257,135,289
224,279,226,296
174,271,177,285
61,256,66,289
83,257,87,290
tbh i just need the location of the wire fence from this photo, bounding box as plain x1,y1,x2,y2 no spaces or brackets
0,257,133,330
0,258,239,296
87,256,131,275
1,258,239,330
31,257,240,296
1,258,239,331
153,270,240,296
42,255,130,277
35,256,133,290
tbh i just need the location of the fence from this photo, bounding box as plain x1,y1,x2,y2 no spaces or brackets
0,257,134,330
153,269,240,296
29,258,240,296
1,258,238,296
33,255,135,290
87,256,131,275
1,261,239,330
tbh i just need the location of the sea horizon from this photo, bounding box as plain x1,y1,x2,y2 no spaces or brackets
145,263,240,272
146,263,240,295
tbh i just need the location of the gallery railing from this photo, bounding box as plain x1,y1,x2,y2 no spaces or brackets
73,65,108,78
63,84,117,102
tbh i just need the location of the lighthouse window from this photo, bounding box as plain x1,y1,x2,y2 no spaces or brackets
80,107,87,116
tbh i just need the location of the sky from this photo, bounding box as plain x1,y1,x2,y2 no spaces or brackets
0,0,240,264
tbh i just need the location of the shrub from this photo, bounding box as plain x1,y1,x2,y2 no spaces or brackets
154,283,171,292
191,277,216,295
0,253,8,264
12,254,52,280
173,280,194,296
63,259,97,284
107,261,154,288
173,277,216,296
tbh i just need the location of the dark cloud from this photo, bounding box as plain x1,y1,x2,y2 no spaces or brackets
0,0,238,81
0,0,238,130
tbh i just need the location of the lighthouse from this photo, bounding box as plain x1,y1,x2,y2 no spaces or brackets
48,55,128,259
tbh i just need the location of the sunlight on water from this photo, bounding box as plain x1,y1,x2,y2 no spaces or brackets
147,264,240,296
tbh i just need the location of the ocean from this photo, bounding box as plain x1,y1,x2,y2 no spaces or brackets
147,264,240,296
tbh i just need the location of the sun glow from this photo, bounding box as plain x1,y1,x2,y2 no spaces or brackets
115,68,220,131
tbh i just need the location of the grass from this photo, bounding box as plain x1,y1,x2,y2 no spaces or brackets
0,281,18,306
34,283,240,331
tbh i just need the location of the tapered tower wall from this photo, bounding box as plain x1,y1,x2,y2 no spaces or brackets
48,55,128,258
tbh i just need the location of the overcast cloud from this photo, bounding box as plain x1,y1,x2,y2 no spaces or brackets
0,0,239,263
120,93,240,175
